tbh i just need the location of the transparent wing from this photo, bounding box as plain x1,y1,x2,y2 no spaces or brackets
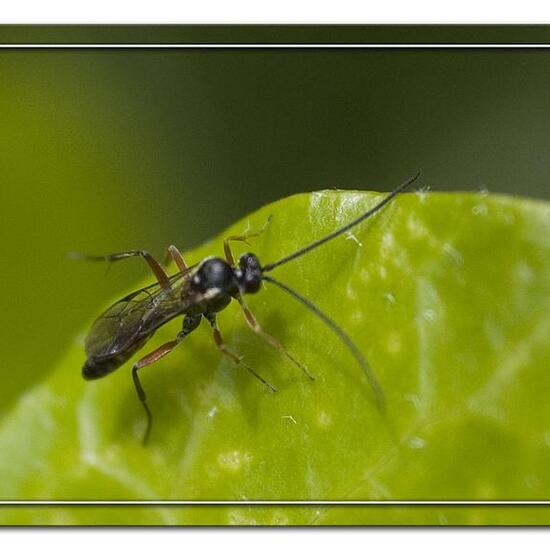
85,269,201,360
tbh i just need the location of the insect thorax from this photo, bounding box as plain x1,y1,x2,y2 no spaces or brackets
190,254,263,303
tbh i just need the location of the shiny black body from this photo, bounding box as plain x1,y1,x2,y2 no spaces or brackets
82,254,262,380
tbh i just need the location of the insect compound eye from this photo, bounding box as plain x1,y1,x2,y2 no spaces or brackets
238,253,262,294
194,258,236,293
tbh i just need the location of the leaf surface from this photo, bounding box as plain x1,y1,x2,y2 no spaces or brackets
2,190,550,525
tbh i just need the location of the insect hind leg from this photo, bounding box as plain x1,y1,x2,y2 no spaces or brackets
71,249,171,291
204,312,276,393
132,314,201,445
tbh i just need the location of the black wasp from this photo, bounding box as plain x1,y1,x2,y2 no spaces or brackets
81,174,419,444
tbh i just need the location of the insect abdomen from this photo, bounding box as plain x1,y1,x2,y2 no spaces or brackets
82,336,150,380
82,355,126,380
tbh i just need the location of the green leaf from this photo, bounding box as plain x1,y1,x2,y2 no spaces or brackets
2,189,550,525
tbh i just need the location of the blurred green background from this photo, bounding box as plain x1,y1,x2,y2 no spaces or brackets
2,27,550,418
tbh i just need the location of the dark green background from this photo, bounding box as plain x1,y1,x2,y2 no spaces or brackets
2,26,550,416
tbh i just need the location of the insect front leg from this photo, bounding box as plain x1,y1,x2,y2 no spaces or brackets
204,312,276,393
132,314,202,445
236,297,315,381
223,215,272,265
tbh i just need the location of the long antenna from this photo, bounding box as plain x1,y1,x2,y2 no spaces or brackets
262,172,420,273
263,274,385,412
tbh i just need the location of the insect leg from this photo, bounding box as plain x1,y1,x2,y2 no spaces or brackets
204,312,277,393
163,244,190,274
223,215,272,265
132,314,202,445
71,249,171,291
236,297,315,381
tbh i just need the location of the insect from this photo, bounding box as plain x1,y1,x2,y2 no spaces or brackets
80,173,420,444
